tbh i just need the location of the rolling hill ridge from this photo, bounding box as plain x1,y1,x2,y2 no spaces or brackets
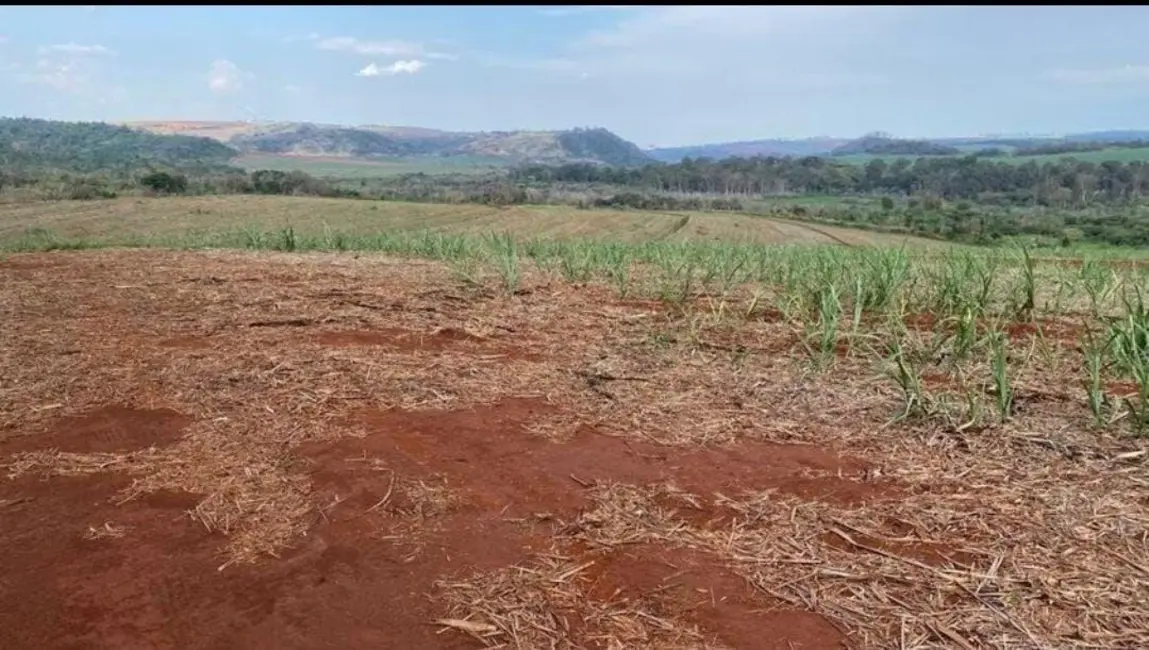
124,120,653,166
647,130,1149,162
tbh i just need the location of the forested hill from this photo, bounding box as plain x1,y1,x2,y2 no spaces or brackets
0,118,238,173
830,134,962,157
224,124,652,166
512,155,1149,205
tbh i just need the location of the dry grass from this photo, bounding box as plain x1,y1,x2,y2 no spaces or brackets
436,550,723,650
0,195,937,246
1,248,1147,649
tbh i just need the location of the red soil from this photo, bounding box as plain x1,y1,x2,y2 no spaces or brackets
580,544,850,649
1,405,192,454
0,396,891,649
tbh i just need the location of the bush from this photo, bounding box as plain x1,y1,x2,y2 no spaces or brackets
139,171,188,195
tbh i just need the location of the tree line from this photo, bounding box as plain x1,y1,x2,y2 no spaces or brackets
511,155,1149,207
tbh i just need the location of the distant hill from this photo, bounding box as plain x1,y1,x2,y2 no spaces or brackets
646,137,848,162
0,117,237,173
831,133,961,157
1063,130,1149,143
648,130,1149,163
126,121,652,167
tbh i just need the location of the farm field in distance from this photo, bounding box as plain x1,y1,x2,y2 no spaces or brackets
1,198,1148,649
0,195,948,250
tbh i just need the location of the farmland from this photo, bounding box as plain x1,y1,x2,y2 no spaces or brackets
1,196,1148,649
0,195,944,249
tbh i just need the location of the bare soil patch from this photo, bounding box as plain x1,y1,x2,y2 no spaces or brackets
1,249,1146,650
1,405,191,454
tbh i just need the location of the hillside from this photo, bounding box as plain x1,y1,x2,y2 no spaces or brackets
0,117,238,173
646,137,847,162
126,121,652,167
649,131,1149,163
831,133,961,157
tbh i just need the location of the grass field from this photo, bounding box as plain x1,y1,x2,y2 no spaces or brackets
0,195,946,250
2,197,1148,648
234,153,508,177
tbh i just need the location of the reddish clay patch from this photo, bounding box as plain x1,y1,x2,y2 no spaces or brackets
755,306,787,324
580,544,850,650
1004,318,1082,345
1105,380,1143,397
921,371,959,391
904,312,938,332
1,405,192,454
288,398,889,648
303,399,896,524
0,467,525,650
0,257,69,271
0,472,220,650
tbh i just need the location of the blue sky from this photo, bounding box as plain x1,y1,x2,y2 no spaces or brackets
3,6,1149,147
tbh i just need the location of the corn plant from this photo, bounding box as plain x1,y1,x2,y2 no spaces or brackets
1081,327,1110,428
1010,247,1036,320
1108,287,1149,433
951,306,980,363
886,337,928,423
988,331,1013,423
802,284,842,370
488,233,521,294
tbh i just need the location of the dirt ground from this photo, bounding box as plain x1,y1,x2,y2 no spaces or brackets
1,250,1146,649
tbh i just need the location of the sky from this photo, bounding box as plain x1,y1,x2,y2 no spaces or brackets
3,6,1149,148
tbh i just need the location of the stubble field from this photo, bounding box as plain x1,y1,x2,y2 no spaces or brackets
1,204,1148,649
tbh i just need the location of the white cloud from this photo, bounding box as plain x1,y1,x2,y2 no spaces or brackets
355,60,426,77
33,59,84,92
207,59,248,93
39,43,115,56
315,36,455,61
22,43,118,92
1043,65,1149,85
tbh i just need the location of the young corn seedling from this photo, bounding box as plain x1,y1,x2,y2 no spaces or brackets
989,331,1013,423
277,225,297,252
241,226,265,249
885,336,928,423
321,223,348,251
950,306,980,363
484,234,521,296
559,246,596,284
1081,327,1110,428
803,284,842,371
658,259,697,305
603,245,632,299
1109,288,1149,433
1010,246,1036,320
